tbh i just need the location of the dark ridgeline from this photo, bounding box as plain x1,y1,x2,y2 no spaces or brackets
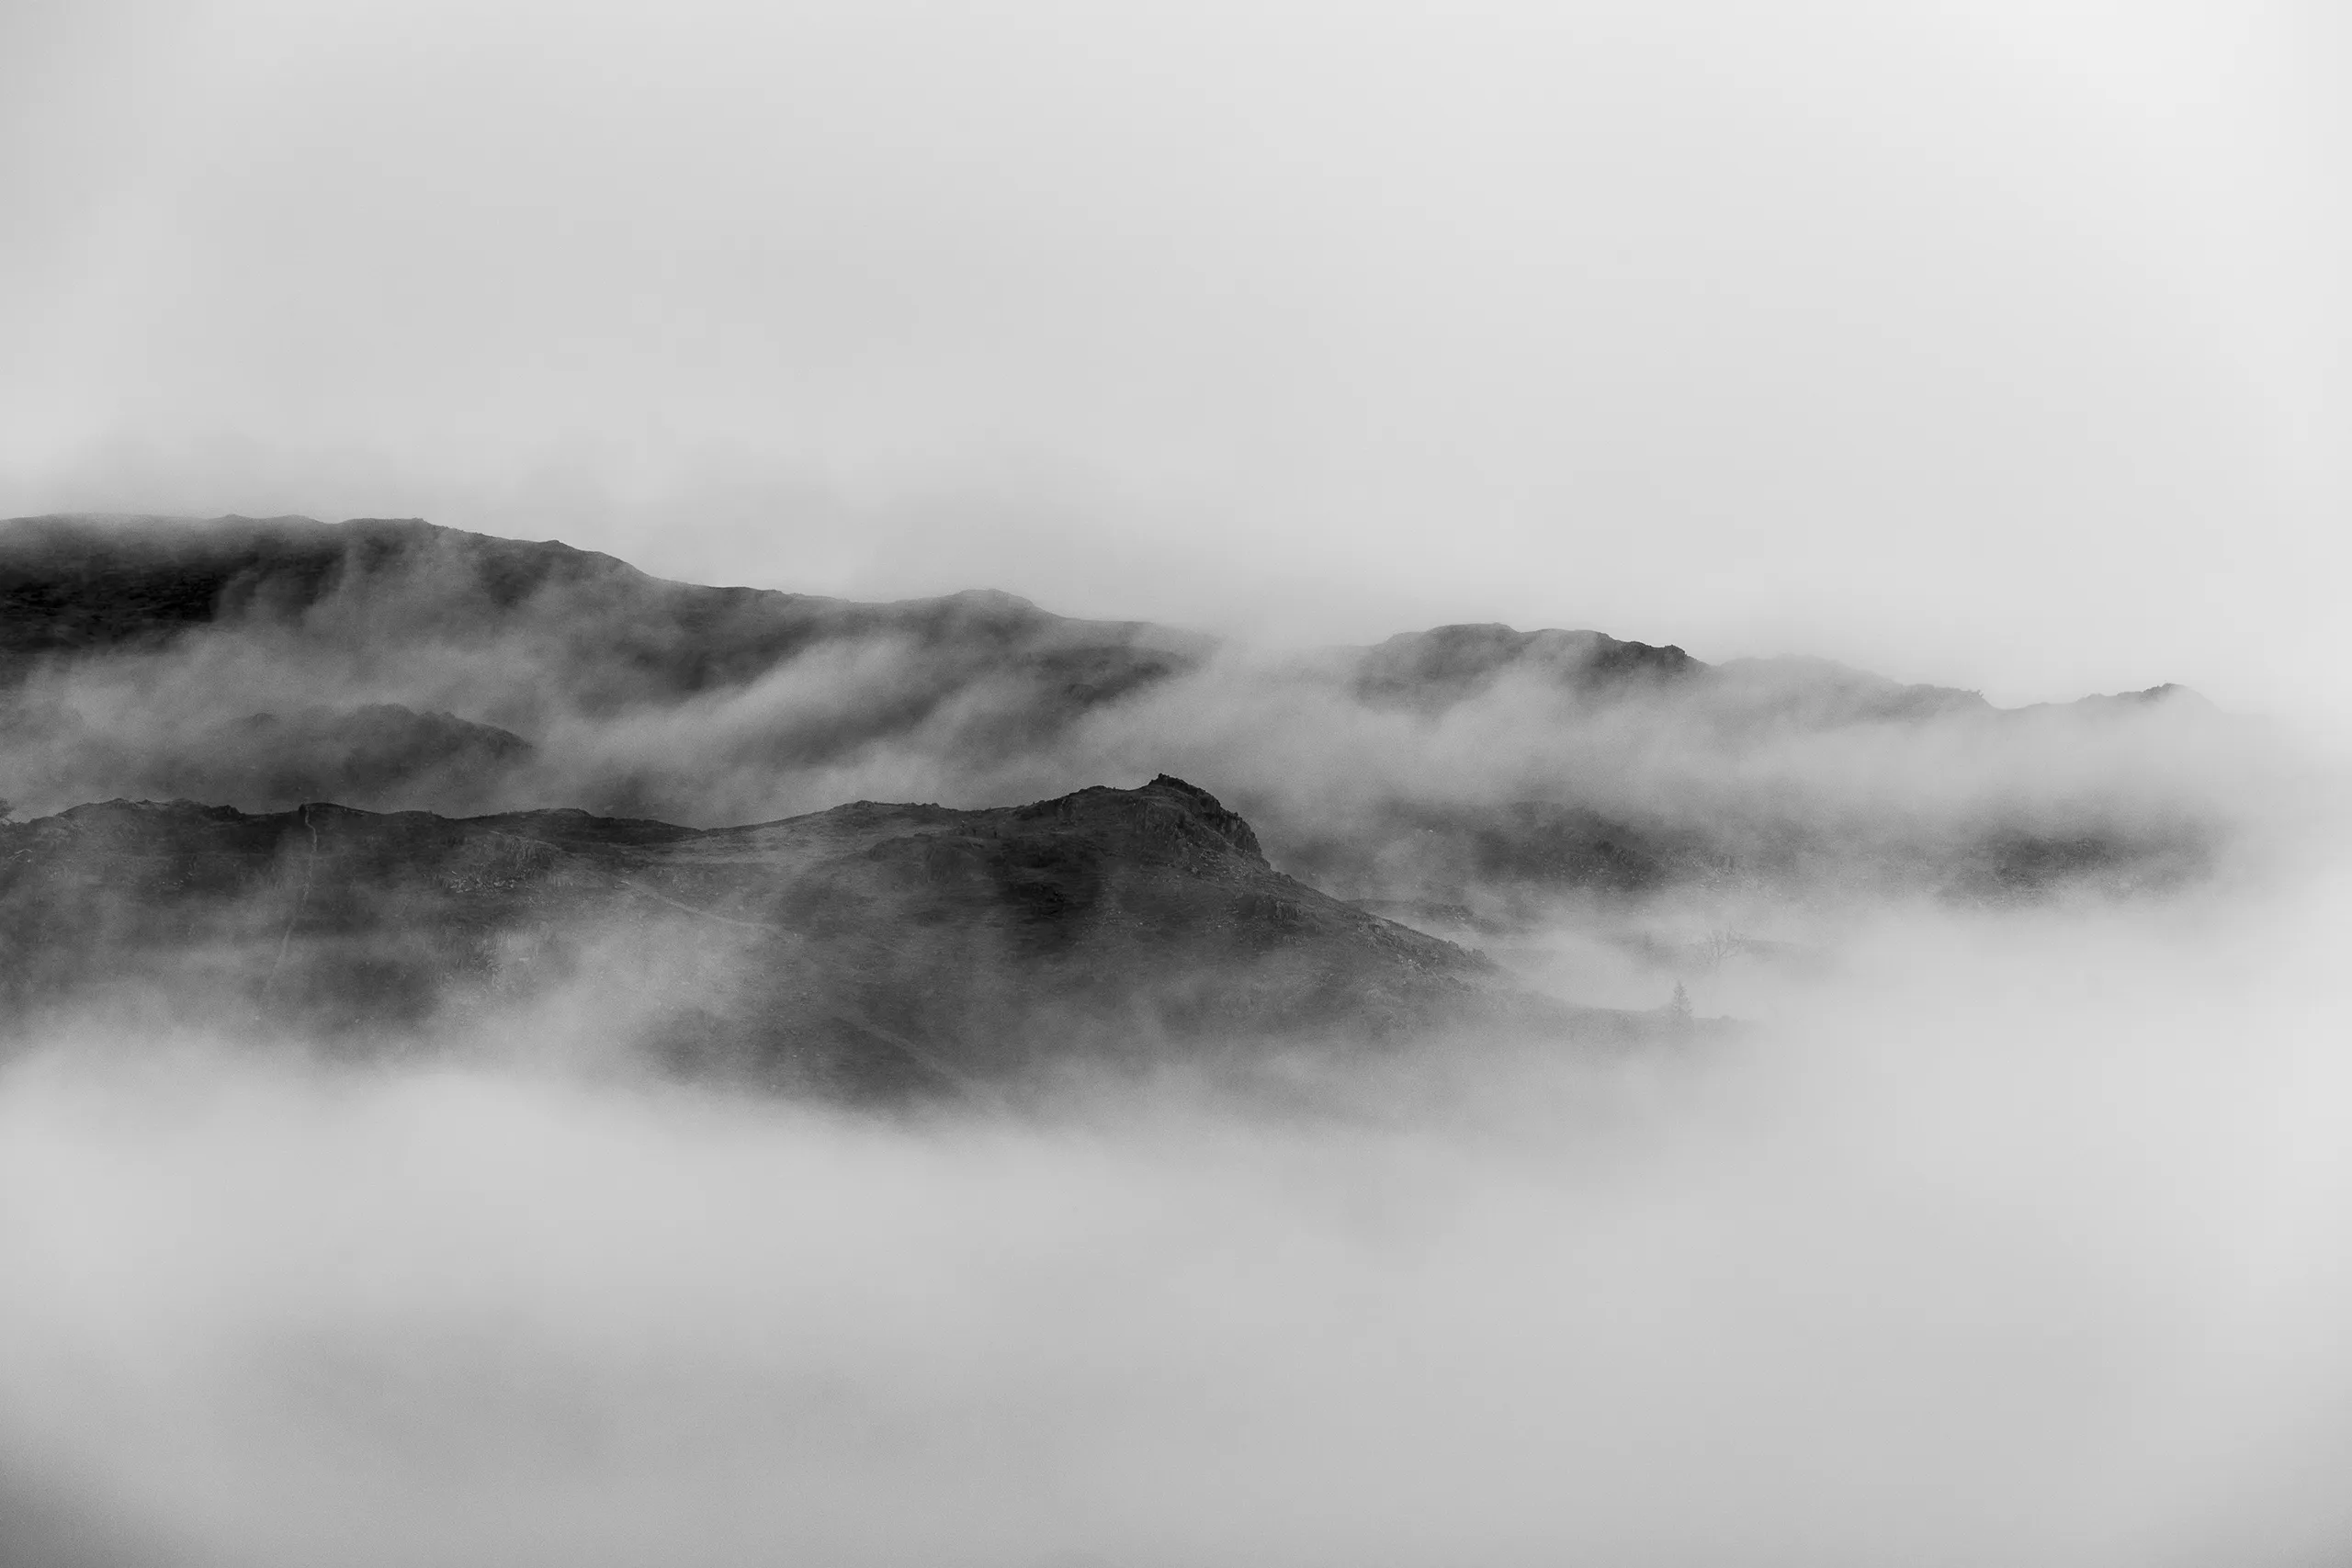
0,511,2197,736
0,512,1205,717
0,775,1657,1099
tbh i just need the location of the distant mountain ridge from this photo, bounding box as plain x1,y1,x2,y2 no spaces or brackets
0,513,1207,712
1351,625,2189,722
0,513,2187,714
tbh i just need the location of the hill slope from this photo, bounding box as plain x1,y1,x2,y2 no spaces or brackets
0,513,1206,707
0,776,1606,1096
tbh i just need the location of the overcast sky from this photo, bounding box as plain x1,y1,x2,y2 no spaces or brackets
3,0,2345,710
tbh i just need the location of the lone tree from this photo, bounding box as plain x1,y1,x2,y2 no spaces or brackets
1668,981,1691,1021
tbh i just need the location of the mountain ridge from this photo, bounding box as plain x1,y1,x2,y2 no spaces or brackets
1,774,1640,1097
0,513,2189,710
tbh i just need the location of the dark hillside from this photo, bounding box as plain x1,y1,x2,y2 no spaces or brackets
0,776,1629,1097
0,513,1206,716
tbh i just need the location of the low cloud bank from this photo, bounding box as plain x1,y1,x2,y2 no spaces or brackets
5,858,2351,1567
1,520,2314,941
2,609,2292,914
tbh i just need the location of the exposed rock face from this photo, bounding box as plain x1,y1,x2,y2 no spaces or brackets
0,776,1584,1097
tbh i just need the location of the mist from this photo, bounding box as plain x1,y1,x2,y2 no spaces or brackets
6,843,2351,1567
6,1,2346,715
6,1,2348,1559
0,539,2295,901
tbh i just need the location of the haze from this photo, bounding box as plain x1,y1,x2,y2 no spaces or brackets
7,862,2352,1567
5,1,2346,710
6,5,2352,1562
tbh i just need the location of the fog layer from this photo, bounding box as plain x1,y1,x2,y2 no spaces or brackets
0,519,2288,922
6,858,2350,1567
7,3,2345,713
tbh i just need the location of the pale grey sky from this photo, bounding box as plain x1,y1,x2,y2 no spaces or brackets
3,0,2345,709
